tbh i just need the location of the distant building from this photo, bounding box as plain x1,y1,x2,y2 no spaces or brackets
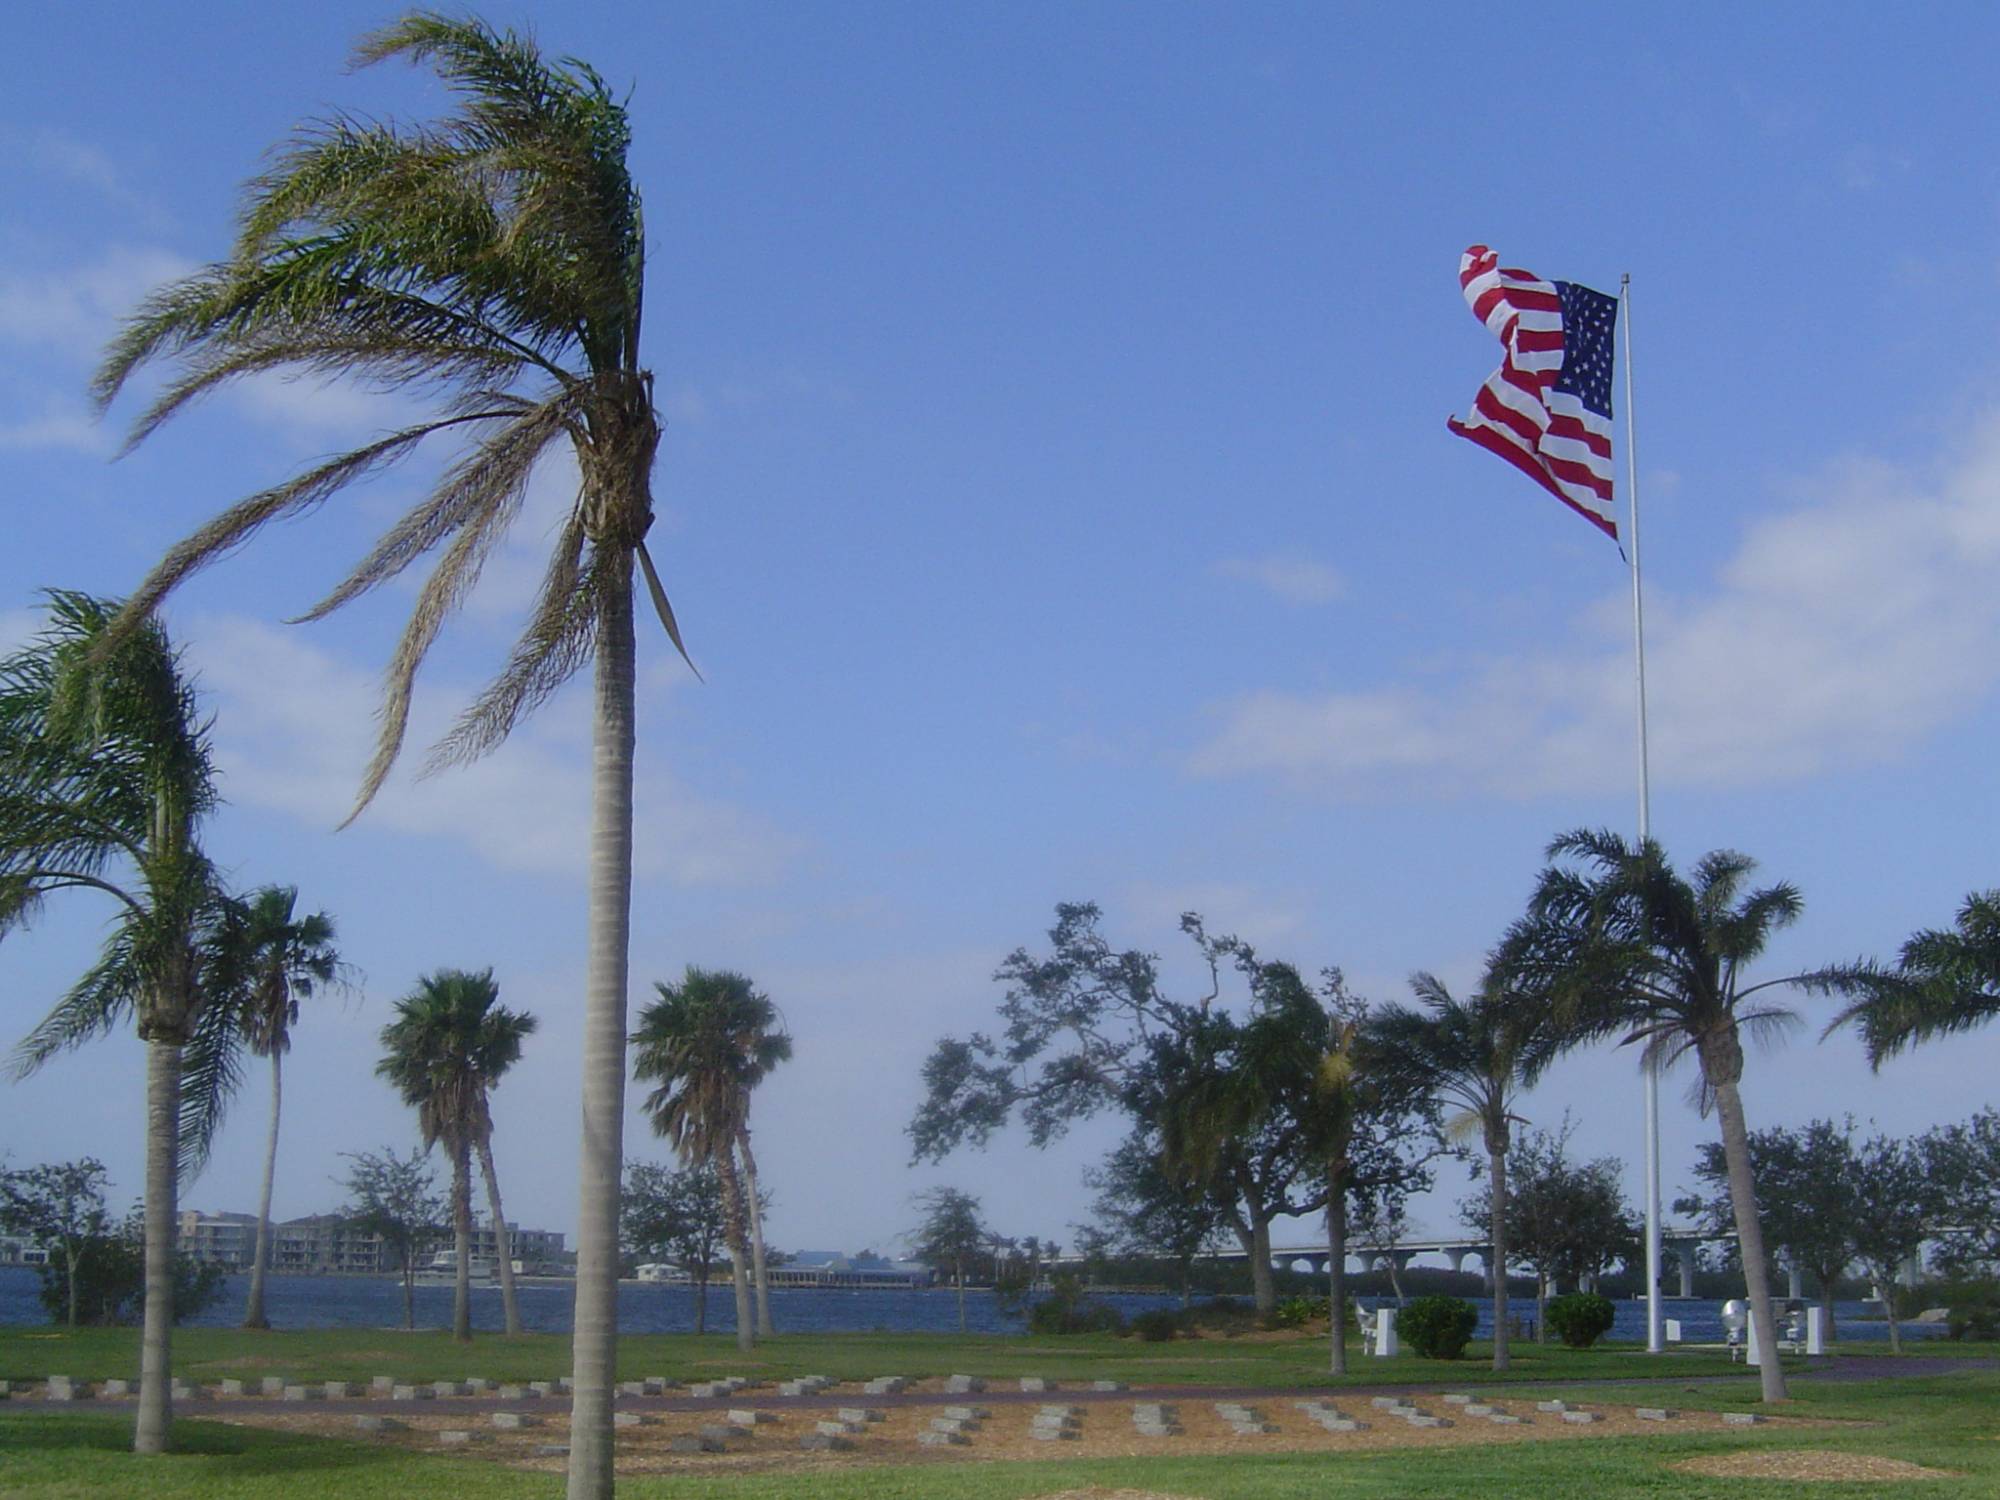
173,1209,566,1275
0,1234,49,1267
275,1213,389,1274
470,1221,566,1270
768,1250,932,1289
176,1210,259,1268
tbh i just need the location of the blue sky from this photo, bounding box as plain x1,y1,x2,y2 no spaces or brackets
4,2,1998,1263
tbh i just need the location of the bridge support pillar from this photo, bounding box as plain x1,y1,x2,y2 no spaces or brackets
1664,1238,1697,1298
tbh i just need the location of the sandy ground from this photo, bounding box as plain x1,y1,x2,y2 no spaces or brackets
213,1390,1839,1477
1672,1449,1955,1482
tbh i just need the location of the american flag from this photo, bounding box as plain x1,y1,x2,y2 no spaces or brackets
1447,244,1619,540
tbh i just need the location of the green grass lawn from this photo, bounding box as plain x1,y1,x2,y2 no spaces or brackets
2,1324,1824,1390
2,1371,1996,1499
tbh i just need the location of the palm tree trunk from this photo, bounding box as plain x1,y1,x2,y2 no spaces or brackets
693,1268,709,1335
244,1052,282,1330
1326,1170,1349,1376
567,558,637,1500
737,1129,776,1337
476,1134,523,1335
714,1148,755,1351
452,1137,473,1342
65,1241,82,1330
135,1037,180,1455
1490,1142,1510,1372
1713,1075,1789,1402
402,1258,415,1331
1537,1271,1549,1344
955,1259,967,1332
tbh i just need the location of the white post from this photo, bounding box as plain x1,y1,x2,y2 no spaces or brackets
1746,1310,1762,1367
1805,1306,1826,1356
1622,274,1664,1358
1373,1306,1399,1357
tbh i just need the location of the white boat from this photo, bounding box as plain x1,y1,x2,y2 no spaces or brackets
413,1251,502,1287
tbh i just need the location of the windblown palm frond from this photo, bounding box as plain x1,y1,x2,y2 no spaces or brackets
91,10,692,825
1813,890,2000,1065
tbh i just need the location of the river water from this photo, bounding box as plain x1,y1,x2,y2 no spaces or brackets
0,1265,1944,1342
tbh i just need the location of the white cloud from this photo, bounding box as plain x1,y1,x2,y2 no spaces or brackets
0,403,105,454
1120,880,1304,951
185,615,796,885
0,245,193,363
3,127,160,219
1191,416,2000,798
1216,552,1346,605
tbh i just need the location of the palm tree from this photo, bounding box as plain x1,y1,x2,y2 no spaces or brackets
1374,972,1545,1372
234,886,344,1331
89,18,685,1493
1504,829,1816,1403
1818,891,2000,1065
377,968,539,1340
0,592,226,1454
1157,966,1367,1373
631,968,790,1350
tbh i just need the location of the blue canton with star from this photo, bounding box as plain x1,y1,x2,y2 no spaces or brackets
1553,281,1617,418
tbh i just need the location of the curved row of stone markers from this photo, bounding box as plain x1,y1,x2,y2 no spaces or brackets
5,1371,1772,1459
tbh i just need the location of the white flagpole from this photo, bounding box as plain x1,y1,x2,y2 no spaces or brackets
1621,273,1664,1356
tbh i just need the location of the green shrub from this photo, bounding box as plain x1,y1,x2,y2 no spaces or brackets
1545,1292,1617,1349
1027,1276,1126,1335
1398,1295,1477,1359
1273,1294,1330,1328
1942,1279,2000,1341
1130,1308,1183,1342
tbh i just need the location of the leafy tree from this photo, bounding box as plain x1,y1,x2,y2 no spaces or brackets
1503,830,1820,1402
35,1206,226,1328
376,968,539,1340
1461,1119,1636,1342
1,591,234,1453
1352,1191,1413,1306
622,1161,726,1334
1818,891,2000,1064
631,969,789,1350
912,905,1436,1321
1086,1129,1230,1307
231,886,345,1331
0,1158,112,1328
1683,1118,1861,1343
1849,1132,1934,1354
911,1187,986,1332
1373,969,1547,1371
341,1145,447,1331
1919,1109,2000,1274
91,15,688,1491
1157,959,1439,1371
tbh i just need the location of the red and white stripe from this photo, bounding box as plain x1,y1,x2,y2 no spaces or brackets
1446,244,1617,539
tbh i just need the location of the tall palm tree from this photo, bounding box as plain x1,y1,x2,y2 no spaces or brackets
377,968,539,1340
0,592,226,1454
1374,972,1545,1372
91,18,689,1492
631,968,790,1351
234,886,344,1331
1818,891,2000,1066
1505,829,1815,1403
